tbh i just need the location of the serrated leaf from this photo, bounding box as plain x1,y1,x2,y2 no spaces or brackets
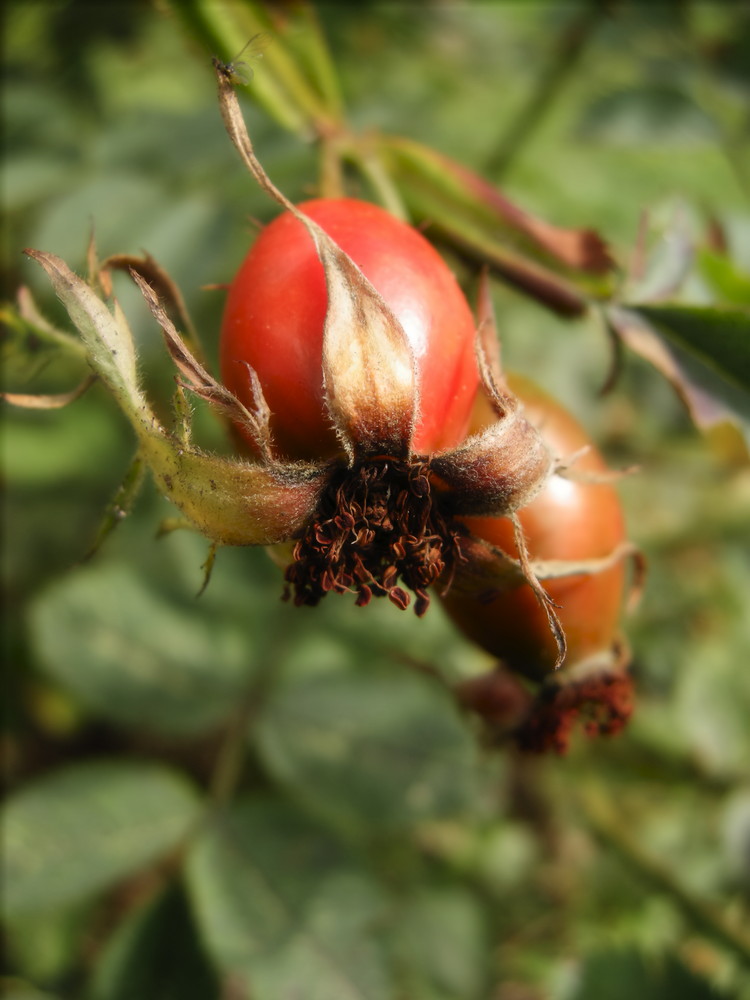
186,799,392,1000
255,667,478,832
2,761,200,916
29,563,255,736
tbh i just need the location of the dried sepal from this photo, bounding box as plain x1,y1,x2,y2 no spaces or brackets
510,512,566,669
24,250,143,417
475,269,506,395
131,270,275,461
431,272,553,516
215,64,418,460
103,251,205,366
24,248,329,548
318,237,418,459
2,374,97,409
430,406,553,517
447,534,637,597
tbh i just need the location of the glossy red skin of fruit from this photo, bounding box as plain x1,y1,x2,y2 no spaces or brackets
442,375,627,681
220,198,479,461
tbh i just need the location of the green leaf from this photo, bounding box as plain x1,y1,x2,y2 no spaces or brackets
89,883,219,1000
609,304,750,438
2,761,200,916
186,798,392,1000
675,611,750,776
29,562,255,736
634,305,750,394
255,665,478,833
577,85,720,146
3,902,91,987
566,948,731,1000
390,888,489,1000
698,249,750,308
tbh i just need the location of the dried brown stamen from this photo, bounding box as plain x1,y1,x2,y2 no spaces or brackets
514,669,634,755
284,458,462,616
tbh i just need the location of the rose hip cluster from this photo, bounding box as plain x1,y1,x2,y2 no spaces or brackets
218,192,636,751
21,69,638,753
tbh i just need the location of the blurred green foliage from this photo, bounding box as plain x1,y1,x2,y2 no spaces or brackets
2,2,750,999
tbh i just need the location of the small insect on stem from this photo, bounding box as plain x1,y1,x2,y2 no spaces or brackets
212,32,272,86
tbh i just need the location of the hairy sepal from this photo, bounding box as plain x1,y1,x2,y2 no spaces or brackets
24,250,326,546
432,271,552,516
215,66,418,460
130,269,275,462
431,406,552,516
317,236,418,460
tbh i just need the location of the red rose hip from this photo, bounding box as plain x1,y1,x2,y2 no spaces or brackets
220,198,479,461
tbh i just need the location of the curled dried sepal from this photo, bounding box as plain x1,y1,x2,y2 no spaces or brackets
511,512,566,669
433,273,553,517
131,270,275,462
2,374,97,409
449,535,639,598
23,249,329,547
431,407,553,517
215,64,418,460
24,250,143,417
103,252,205,366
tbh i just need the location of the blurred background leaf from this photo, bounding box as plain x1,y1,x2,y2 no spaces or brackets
3,2,750,999
2,760,200,916
186,798,393,1000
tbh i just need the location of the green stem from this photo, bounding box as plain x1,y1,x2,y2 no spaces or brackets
580,785,750,968
396,181,590,316
344,139,410,221
484,1,607,178
291,1,345,120
166,0,335,136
